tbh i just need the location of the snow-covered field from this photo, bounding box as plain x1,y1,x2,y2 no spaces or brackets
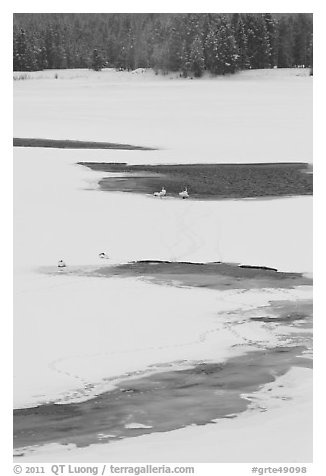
13,68,312,462
14,68,312,164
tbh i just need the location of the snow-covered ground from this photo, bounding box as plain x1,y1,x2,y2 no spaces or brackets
14,68,312,461
14,68,312,164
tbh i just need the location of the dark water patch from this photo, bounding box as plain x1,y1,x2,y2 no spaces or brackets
250,299,313,324
79,162,313,199
14,346,311,451
68,260,312,290
251,314,307,323
13,138,155,151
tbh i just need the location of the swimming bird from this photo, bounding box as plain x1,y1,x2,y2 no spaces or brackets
57,259,66,268
179,187,189,199
99,252,109,259
154,187,166,198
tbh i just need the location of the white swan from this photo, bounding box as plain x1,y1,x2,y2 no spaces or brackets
179,187,189,199
57,259,66,268
154,187,166,198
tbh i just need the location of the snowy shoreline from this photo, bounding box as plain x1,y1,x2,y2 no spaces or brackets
14,344,311,453
40,260,312,291
15,366,313,463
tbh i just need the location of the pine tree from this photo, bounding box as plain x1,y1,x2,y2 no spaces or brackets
37,43,48,70
205,16,238,75
13,29,21,70
277,16,295,68
167,16,185,72
133,16,150,68
44,26,56,69
91,48,103,71
179,40,190,77
189,35,205,77
308,31,313,74
13,28,28,70
293,14,313,67
263,13,277,67
231,14,250,70
204,25,217,73
245,14,271,69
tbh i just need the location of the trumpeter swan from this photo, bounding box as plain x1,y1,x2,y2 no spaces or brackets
179,187,189,199
154,187,166,198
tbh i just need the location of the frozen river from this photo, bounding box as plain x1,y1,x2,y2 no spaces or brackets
13,68,312,462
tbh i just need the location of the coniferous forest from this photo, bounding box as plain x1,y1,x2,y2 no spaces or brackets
13,13,313,76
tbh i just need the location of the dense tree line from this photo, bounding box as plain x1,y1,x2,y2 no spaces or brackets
13,13,313,76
